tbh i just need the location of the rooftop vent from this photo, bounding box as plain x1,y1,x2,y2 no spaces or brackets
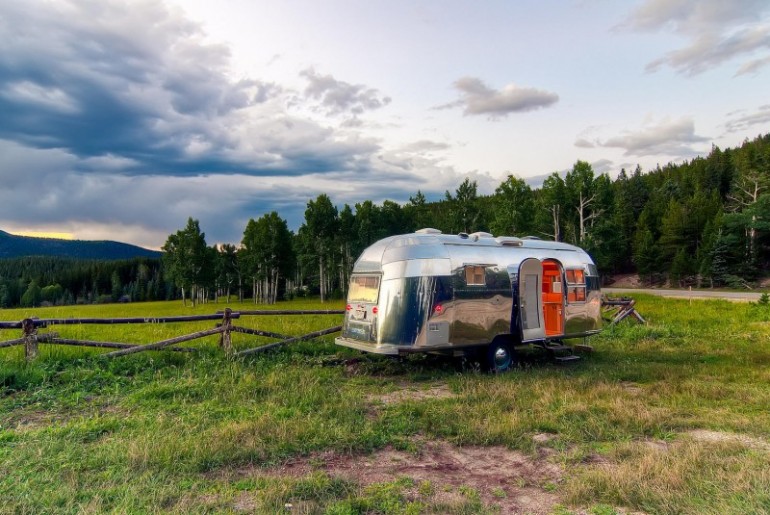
495,236,524,246
469,232,494,241
415,228,442,234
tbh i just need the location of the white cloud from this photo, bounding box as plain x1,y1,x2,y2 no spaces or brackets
591,159,615,175
300,68,391,116
590,117,710,158
437,77,559,119
735,55,770,76
623,0,770,76
725,105,770,132
0,81,79,113
399,140,451,154
574,138,595,148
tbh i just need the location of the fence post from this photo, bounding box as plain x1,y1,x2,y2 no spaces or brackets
220,308,233,356
22,318,38,362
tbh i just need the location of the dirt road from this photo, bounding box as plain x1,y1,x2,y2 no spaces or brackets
602,287,763,302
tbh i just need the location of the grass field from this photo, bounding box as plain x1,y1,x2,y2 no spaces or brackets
1,296,770,514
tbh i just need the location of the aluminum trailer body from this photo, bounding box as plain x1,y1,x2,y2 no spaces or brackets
335,229,601,369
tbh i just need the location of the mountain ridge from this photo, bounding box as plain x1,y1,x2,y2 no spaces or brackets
0,230,161,260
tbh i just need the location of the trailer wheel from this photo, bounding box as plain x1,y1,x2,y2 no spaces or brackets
486,340,515,373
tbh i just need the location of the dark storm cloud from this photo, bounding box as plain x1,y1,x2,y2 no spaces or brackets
436,77,559,119
0,1,480,247
0,0,379,178
0,139,372,246
300,68,392,116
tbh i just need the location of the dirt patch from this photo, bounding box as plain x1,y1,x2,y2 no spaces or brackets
607,274,642,288
6,410,59,431
231,492,258,512
620,382,644,395
532,433,557,444
582,453,611,466
687,430,770,451
367,382,456,405
7,403,130,431
227,440,563,513
642,439,670,452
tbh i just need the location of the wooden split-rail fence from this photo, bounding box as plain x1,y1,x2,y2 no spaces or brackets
601,296,646,325
0,308,344,362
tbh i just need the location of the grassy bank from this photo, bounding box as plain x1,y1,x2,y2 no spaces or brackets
1,296,769,513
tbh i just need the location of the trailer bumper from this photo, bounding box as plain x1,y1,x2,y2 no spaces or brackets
335,337,402,355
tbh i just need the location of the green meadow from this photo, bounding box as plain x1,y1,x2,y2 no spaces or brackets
1,296,770,514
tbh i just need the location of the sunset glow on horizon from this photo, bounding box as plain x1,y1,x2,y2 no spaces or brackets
11,231,75,240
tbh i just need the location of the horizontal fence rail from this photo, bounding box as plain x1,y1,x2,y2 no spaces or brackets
0,308,343,362
0,313,242,329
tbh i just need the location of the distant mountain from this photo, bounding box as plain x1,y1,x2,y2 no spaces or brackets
0,230,161,260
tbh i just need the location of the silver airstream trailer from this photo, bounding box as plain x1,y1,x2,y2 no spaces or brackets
335,229,602,372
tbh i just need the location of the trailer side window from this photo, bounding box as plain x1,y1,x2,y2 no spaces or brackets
566,269,586,303
464,265,485,286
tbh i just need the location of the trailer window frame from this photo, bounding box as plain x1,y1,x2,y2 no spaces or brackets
566,268,586,303
464,265,486,286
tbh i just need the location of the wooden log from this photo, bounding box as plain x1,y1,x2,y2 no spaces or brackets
0,317,45,330
0,333,58,349
219,308,233,356
602,299,634,306
234,310,345,316
0,313,241,330
51,339,197,352
231,326,293,340
235,325,342,357
612,308,632,324
0,337,26,348
103,326,225,358
23,318,38,361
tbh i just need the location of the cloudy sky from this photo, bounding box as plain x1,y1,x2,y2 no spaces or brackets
1,0,769,249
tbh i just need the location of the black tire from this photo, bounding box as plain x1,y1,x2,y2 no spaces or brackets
485,340,515,373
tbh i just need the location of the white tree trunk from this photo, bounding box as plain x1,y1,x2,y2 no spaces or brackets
319,253,326,302
551,205,560,241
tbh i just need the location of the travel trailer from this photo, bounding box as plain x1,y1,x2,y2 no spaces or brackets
335,229,602,372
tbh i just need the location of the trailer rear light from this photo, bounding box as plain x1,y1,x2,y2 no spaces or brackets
434,304,443,314
372,306,378,314
346,304,352,311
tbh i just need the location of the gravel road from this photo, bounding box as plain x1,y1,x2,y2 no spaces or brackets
602,287,763,302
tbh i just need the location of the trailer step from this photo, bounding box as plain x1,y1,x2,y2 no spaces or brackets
553,355,581,363
543,343,571,352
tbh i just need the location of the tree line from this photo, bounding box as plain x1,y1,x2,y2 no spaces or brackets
161,133,769,303
0,257,170,308
2,133,768,308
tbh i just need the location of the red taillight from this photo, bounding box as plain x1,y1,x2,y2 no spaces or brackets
346,304,352,311
434,304,443,314
372,306,378,314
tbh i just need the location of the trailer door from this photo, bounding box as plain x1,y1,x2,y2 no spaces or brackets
519,258,545,341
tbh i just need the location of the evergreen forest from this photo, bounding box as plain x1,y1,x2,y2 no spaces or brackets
2,133,769,308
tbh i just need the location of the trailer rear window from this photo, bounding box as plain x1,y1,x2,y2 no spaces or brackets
348,275,381,302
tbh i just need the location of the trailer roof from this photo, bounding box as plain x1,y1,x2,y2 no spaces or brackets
353,230,589,273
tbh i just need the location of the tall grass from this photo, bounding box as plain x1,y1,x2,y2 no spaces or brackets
1,296,769,513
